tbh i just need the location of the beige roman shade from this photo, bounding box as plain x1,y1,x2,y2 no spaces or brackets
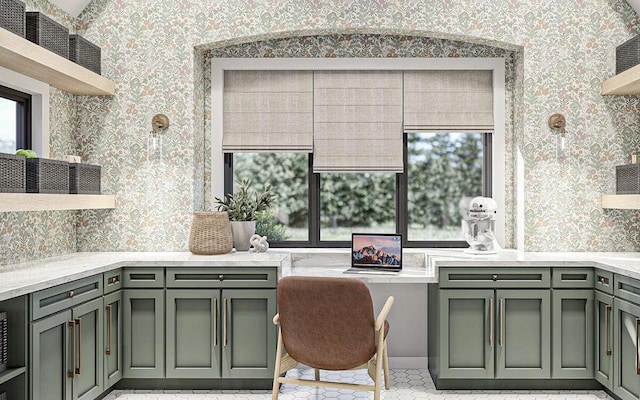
223,70,313,152
403,70,494,131
313,70,403,173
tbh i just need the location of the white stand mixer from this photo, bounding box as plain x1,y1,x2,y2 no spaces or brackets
462,196,501,255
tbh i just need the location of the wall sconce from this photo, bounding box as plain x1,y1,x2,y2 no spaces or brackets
147,113,170,163
548,113,566,160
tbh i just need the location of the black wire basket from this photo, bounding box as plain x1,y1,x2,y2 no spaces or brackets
0,153,26,193
26,158,69,194
69,163,101,194
0,0,25,37
0,311,7,373
69,34,101,75
25,12,69,58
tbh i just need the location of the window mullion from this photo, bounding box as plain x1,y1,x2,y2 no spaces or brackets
308,155,320,246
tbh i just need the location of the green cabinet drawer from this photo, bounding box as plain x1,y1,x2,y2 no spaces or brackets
123,268,164,288
552,268,594,288
614,274,640,306
103,269,122,294
595,269,614,295
439,267,550,288
31,275,103,321
166,268,277,289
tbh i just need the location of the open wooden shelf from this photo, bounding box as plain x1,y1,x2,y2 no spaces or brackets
0,367,26,385
0,27,114,95
602,64,640,95
601,194,640,209
0,193,116,212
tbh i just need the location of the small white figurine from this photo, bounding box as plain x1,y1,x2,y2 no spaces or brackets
249,234,269,252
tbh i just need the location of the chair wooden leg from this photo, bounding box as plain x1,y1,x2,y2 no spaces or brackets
374,336,384,400
314,368,320,381
382,340,390,390
272,329,284,400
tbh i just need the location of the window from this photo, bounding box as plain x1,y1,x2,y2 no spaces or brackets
0,85,31,153
401,132,491,245
224,132,490,248
227,153,309,242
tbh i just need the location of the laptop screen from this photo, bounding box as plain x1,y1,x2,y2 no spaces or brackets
351,233,402,270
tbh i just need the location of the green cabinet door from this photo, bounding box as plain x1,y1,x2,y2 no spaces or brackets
103,290,122,389
123,289,165,378
613,298,640,400
595,291,614,389
166,289,221,378
31,309,73,400
495,289,551,379
551,289,594,379
71,297,104,400
221,289,276,379
438,289,494,379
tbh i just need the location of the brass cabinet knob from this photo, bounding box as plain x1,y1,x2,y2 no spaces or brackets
68,290,74,297
492,274,498,281
219,274,224,281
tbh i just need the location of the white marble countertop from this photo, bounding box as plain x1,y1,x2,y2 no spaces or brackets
3,248,640,301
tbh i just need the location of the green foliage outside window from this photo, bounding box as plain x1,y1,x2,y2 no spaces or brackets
231,132,484,242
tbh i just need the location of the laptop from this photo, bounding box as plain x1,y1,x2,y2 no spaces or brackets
344,233,403,274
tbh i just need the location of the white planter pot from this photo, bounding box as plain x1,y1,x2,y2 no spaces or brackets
230,220,256,251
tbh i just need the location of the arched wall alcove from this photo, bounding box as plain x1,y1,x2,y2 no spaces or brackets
192,30,524,249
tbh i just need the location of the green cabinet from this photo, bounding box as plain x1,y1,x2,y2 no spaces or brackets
438,288,550,379
551,289,594,379
30,297,104,400
595,290,614,389
220,289,276,378
0,296,28,400
613,298,640,400
165,289,220,378
122,289,164,378
103,290,122,389
165,270,277,380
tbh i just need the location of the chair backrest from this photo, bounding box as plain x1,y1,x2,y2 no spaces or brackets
277,276,376,370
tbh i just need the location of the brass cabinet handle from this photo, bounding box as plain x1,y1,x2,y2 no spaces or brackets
106,305,113,355
75,318,82,375
223,298,228,347
213,297,218,347
499,298,504,347
68,321,76,378
489,297,494,347
605,304,612,356
109,276,120,285
636,318,640,375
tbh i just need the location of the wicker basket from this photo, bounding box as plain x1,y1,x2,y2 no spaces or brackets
69,34,101,75
616,164,640,194
26,158,69,193
617,34,640,74
0,311,7,373
69,163,101,194
0,0,25,37
25,12,69,58
189,212,233,255
0,153,26,193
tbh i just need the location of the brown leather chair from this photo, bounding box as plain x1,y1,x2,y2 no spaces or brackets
271,276,394,400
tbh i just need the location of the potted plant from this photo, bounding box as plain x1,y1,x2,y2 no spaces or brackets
214,179,276,251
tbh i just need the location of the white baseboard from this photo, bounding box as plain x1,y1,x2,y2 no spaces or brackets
388,357,428,369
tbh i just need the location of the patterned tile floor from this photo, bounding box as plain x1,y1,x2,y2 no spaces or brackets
103,368,614,400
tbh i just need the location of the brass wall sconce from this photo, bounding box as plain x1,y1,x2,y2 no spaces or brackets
548,113,566,160
148,113,170,163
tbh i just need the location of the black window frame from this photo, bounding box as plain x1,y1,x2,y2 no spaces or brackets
0,85,32,150
223,131,492,248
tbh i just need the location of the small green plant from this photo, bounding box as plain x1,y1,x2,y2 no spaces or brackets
214,179,276,221
256,212,289,241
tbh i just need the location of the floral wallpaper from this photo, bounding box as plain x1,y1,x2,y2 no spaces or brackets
4,0,640,265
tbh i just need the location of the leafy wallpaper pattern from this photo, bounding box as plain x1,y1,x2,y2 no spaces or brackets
3,0,640,265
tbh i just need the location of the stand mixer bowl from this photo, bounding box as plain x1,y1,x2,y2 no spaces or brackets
462,218,496,252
